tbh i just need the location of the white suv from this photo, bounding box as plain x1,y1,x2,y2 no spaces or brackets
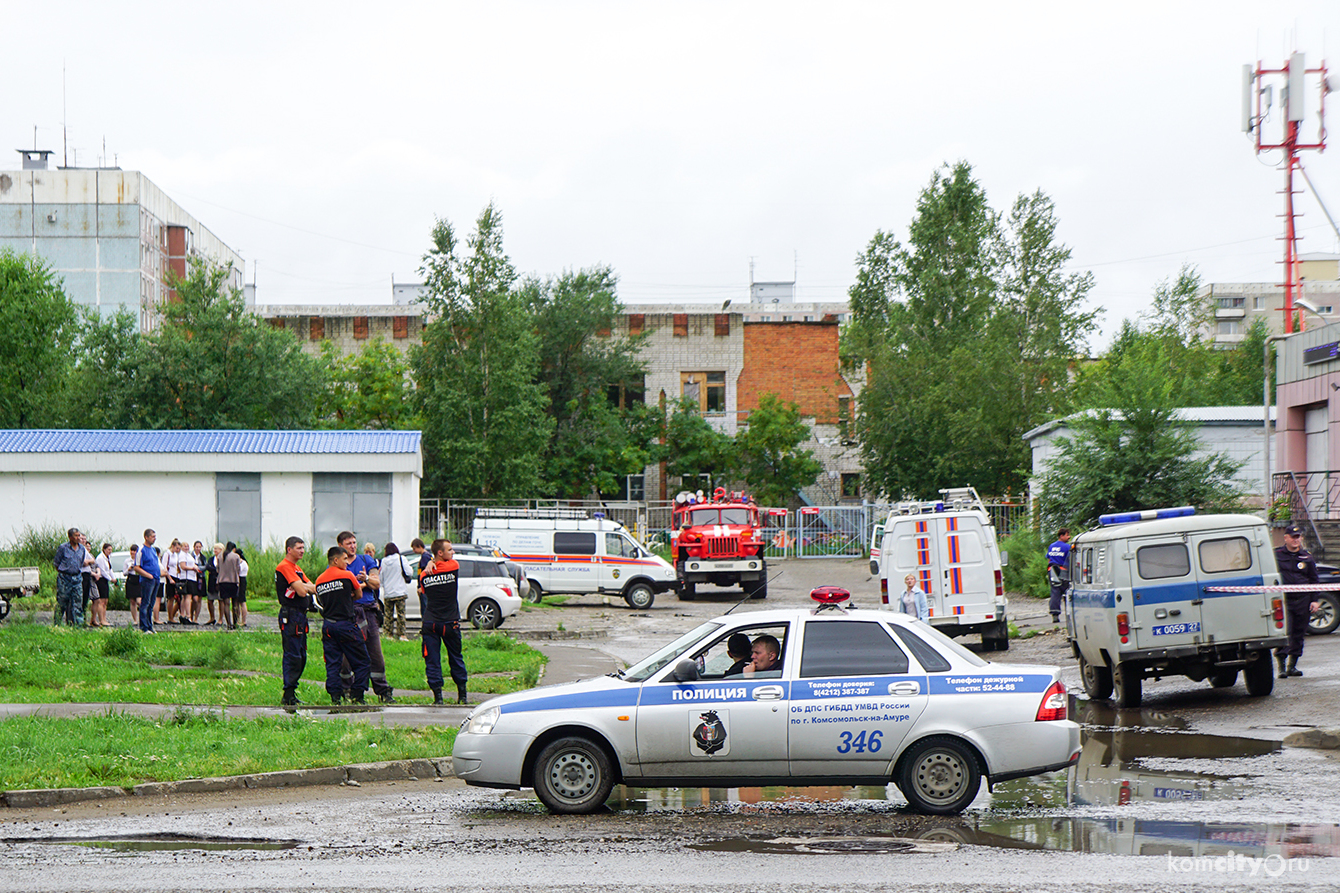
405,555,522,630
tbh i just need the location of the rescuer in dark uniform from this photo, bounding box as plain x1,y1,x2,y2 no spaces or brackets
1274,525,1322,679
274,536,316,706
315,546,372,705
421,538,468,705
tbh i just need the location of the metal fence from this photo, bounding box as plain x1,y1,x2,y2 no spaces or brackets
420,497,1031,558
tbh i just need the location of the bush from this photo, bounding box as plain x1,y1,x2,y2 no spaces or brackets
206,637,241,671
1000,525,1050,601
102,626,142,659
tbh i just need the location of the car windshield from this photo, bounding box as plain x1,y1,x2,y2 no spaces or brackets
720,508,752,525
622,621,723,682
687,509,719,526
907,619,989,667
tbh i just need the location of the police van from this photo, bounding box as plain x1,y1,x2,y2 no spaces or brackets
870,487,1010,651
1066,507,1288,708
472,508,678,610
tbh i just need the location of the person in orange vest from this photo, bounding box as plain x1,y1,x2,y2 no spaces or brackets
315,546,371,705
420,539,469,705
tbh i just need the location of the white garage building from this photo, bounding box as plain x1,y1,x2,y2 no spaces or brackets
0,430,422,550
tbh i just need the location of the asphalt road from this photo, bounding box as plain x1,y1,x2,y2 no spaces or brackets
3,558,1339,891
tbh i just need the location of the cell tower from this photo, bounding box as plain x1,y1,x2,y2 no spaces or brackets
1242,52,1334,332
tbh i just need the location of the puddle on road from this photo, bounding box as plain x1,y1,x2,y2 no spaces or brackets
4,834,301,853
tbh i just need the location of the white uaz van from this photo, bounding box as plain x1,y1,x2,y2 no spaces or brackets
472,508,677,609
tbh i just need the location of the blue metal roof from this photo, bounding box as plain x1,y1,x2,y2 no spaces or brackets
0,430,421,454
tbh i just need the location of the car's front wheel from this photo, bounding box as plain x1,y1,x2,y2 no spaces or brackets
533,736,615,814
624,582,655,610
468,598,501,630
1308,592,1339,635
897,736,981,815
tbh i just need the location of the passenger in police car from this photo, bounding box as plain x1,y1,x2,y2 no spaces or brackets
1275,525,1322,679
722,633,753,676
741,634,782,677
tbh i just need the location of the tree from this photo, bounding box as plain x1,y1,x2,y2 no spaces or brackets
121,260,327,429
321,339,418,430
68,307,142,428
662,398,735,491
0,249,79,427
411,204,552,498
733,393,823,506
524,267,651,498
1035,357,1246,532
844,163,1097,499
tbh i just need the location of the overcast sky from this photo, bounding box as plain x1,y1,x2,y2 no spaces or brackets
6,1,1340,346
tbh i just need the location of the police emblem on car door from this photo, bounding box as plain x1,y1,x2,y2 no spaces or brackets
692,710,728,755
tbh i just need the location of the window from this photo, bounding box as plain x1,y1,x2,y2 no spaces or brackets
690,624,790,678
673,313,688,337
353,316,369,340
800,621,909,677
554,532,596,555
841,473,861,498
269,318,285,330
626,474,645,501
1217,296,1246,309
891,626,951,672
1199,537,1252,573
309,317,325,341
1136,543,1191,580
458,558,505,579
1319,305,1335,315
1080,547,1094,584
393,315,408,340
714,314,730,336
606,533,641,558
608,375,646,410
682,371,726,413
1253,296,1264,310
1216,320,1240,336
628,314,645,335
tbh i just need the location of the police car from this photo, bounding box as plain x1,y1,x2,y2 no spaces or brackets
452,588,1080,815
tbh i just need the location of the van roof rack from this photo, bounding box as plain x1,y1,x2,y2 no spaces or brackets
475,507,590,520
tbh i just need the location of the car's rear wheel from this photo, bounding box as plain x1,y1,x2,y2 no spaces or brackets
678,581,696,601
1244,653,1275,696
1209,668,1238,688
624,582,655,610
525,581,543,604
746,577,767,600
1078,653,1113,700
897,736,981,815
1308,592,1339,635
468,598,501,630
1112,663,1142,708
533,736,615,814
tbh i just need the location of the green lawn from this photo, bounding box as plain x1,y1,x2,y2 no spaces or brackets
0,621,546,705
0,711,457,790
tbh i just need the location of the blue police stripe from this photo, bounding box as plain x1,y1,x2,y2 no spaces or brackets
1071,588,1116,609
1133,575,1263,606
498,689,639,714
639,681,784,705
791,676,928,700
926,674,1053,695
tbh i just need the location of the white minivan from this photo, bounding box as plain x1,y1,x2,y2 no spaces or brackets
472,508,677,609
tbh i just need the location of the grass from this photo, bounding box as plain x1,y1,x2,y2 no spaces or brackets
0,622,546,705
0,710,456,790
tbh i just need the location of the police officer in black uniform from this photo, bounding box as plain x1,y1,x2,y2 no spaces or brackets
1274,525,1322,679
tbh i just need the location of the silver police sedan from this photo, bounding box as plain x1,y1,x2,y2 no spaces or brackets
453,588,1080,815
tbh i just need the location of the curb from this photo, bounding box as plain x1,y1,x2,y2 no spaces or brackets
1,757,455,809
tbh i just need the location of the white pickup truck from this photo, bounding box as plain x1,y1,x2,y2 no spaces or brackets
0,567,40,621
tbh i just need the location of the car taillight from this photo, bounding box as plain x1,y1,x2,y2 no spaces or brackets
1272,597,1284,627
1117,612,1129,643
1035,680,1068,721
880,577,888,604
499,585,513,598
994,569,1004,597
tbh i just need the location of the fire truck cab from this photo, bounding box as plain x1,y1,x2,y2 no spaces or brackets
671,488,769,601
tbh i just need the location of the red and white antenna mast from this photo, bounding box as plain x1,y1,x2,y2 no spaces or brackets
1243,52,1333,332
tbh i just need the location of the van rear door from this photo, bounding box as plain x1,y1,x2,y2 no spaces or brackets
1129,537,1203,651
886,515,992,619
1189,529,1273,641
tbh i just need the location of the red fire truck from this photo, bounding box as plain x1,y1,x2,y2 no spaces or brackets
671,488,769,600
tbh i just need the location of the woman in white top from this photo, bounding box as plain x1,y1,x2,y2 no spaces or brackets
900,573,930,622
91,543,114,628
379,542,415,641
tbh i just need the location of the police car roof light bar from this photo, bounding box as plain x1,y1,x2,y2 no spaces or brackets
811,586,850,604
1097,506,1197,527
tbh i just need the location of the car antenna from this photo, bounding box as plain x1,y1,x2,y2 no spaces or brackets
723,570,783,615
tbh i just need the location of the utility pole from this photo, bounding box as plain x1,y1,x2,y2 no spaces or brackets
1242,52,1332,334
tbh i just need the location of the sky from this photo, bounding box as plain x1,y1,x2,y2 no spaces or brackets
5,0,1340,347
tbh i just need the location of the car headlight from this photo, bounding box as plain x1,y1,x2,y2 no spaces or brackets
463,706,500,735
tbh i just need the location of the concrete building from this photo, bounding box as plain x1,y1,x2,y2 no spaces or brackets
1023,406,1276,502
0,430,422,551
1204,254,1340,346
0,151,245,331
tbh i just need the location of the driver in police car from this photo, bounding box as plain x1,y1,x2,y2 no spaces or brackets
741,634,782,677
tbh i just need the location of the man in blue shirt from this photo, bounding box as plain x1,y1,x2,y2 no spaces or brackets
134,529,162,633
338,531,394,703
1046,529,1071,626
53,527,92,626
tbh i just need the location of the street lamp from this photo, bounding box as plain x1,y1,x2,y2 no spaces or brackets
1263,297,1326,513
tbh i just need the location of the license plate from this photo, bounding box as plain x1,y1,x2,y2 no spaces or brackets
1154,787,1203,801
1151,621,1200,636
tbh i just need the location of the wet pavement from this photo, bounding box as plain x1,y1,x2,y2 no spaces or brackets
5,558,1340,889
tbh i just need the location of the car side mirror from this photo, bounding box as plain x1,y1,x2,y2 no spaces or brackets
671,659,700,682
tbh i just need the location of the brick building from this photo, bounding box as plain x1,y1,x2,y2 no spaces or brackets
258,304,425,359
